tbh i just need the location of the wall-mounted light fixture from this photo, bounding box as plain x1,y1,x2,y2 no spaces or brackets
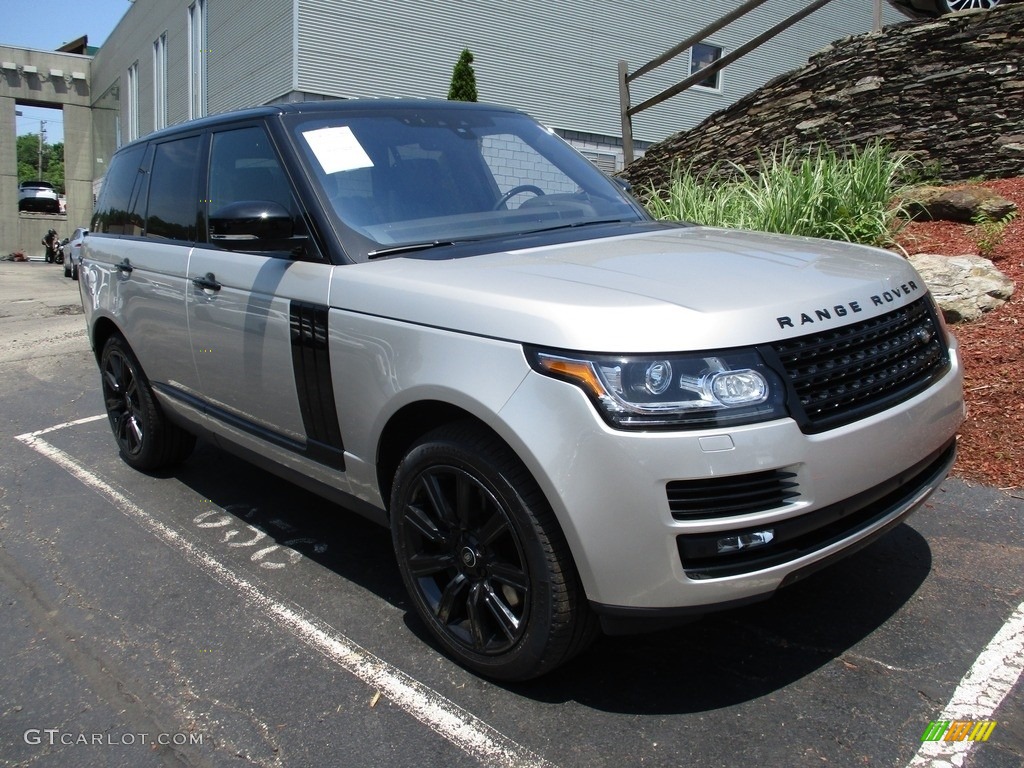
49,68,64,79
1,61,17,72
71,71,86,81
21,65,38,75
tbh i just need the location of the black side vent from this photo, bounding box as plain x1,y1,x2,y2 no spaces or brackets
667,470,799,521
290,301,345,469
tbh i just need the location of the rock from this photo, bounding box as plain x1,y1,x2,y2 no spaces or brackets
908,253,1015,323
904,186,1018,223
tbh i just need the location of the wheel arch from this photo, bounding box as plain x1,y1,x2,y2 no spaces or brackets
376,400,504,515
90,315,124,363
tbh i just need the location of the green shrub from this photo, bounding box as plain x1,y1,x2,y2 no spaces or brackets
642,142,912,248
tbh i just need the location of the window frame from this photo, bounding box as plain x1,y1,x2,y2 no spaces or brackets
690,42,724,92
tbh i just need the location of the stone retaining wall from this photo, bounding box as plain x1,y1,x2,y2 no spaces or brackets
623,4,1024,190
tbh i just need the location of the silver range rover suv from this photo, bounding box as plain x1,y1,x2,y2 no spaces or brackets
80,100,964,680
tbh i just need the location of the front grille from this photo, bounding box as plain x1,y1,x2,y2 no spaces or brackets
767,297,950,433
667,470,799,521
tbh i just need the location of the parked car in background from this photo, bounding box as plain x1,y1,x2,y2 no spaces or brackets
64,227,88,279
79,99,964,681
888,0,1012,17
18,180,60,213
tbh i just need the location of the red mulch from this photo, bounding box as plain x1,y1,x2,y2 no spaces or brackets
893,177,1024,491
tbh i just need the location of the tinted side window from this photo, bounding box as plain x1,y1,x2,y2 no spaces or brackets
144,136,201,242
208,126,295,218
92,144,146,234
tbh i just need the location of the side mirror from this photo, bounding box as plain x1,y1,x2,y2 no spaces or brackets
209,200,306,253
611,176,633,194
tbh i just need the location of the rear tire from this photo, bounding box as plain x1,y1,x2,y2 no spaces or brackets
390,422,597,680
99,334,195,470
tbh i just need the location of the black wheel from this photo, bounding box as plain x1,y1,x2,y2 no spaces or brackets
492,184,545,210
63,261,72,278
71,263,78,281
100,334,195,470
390,422,596,680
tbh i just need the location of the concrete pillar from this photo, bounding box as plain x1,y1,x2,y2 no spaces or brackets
63,103,94,230
0,96,17,252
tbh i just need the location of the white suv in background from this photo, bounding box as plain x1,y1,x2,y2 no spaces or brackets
79,100,964,680
18,180,60,213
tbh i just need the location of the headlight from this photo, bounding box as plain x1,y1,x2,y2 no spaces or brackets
526,346,788,429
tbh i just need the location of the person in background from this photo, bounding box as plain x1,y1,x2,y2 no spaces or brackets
42,229,60,263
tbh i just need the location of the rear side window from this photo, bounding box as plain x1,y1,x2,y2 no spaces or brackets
143,136,201,242
92,144,146,234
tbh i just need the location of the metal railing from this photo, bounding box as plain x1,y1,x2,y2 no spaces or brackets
617,0,883,165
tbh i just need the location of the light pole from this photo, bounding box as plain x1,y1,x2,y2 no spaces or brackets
15,111,49,180
37,120,47,179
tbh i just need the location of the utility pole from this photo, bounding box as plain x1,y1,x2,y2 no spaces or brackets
37,120,47,179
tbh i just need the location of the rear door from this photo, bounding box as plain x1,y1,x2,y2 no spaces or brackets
185,122,346,470
88,135,203,395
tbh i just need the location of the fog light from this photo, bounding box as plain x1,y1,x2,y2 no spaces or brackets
716,529,774,554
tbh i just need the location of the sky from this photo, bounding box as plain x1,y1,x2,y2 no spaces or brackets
4,0,132,143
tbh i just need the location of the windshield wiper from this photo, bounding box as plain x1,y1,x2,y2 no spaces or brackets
519,219,630,236
367,240,465,259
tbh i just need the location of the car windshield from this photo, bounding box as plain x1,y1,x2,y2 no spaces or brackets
286,106,644,261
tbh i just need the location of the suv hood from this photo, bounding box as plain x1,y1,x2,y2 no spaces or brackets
333,226,930,351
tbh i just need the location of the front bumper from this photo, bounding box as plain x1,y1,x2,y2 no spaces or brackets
497,343,964,614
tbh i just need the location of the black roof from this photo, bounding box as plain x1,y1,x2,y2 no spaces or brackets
117,98,525,150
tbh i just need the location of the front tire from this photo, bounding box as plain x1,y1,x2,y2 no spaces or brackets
100,334,195,470
390,422,596,681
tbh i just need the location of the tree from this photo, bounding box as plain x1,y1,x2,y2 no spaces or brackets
447,49,478,102
16,134,64,192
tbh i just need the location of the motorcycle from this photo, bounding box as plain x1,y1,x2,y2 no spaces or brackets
54,237,68,265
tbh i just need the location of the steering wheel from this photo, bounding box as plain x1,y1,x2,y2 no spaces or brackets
493,184,545,210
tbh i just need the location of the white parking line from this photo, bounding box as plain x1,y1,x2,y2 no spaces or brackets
906,601,1024,768
16,421,557,768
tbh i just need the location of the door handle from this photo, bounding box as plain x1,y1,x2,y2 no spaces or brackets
192,272,222,291
116,258,133,275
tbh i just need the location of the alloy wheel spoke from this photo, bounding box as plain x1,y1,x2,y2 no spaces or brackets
404,502,448,545
127,414,144,447
436,572,469,624
466,583,488,649
487,562,529,594
477,508,510,547
408,551,455,578
454,473,480,529
481,582,521,641
421,473,459,531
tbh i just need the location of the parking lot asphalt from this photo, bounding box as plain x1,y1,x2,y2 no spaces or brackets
1,260,1021,768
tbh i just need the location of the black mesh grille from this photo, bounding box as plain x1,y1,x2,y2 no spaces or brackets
667,470,799,520
768,298,950,433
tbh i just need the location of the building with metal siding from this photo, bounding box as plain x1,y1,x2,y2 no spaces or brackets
89,0,904,175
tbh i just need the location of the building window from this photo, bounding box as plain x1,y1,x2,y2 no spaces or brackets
126,62,139,141
188,0,206,119
690,43,723,90
153,33,168,130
